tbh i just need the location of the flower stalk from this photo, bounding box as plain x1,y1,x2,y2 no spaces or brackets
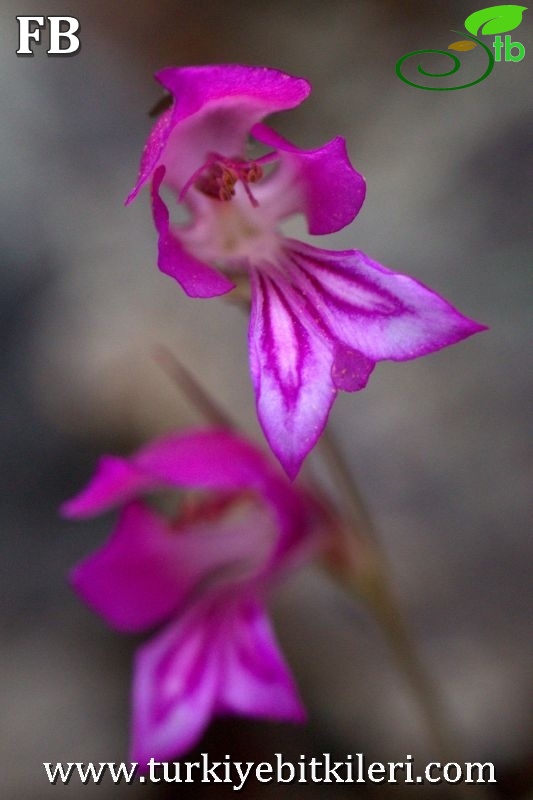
153,344,235,429
318,428,453,748
318,429,494,799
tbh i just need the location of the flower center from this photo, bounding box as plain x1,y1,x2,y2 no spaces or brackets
179,150,282,265
196,155,262,204
180,151,277,209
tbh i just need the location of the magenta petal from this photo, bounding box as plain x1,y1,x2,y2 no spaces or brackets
70,502,197,632
249,239,484,475
151,166,234,297
157,64,310,120
285,241,486,362
252,122,366,234
129,65,311,200
71,493,289,634
218,595,306,722
62,430,287,518
126,109,174,205
61,456,151,519
249,269,336,479
133,428,278,490
131,591,304,765
131,601,220,765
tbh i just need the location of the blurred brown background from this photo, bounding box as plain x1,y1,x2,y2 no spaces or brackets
1,0,531,797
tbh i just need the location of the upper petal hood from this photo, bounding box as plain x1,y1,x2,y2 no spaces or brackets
62,428,317,571
62,429,280,518
127,65,310,202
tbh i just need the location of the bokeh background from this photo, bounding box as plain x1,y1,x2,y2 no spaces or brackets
1,0,531,797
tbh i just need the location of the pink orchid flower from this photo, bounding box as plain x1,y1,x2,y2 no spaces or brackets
127,65,485,478
62,430,316,765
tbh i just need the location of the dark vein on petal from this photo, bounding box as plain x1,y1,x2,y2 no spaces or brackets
288,248,404,317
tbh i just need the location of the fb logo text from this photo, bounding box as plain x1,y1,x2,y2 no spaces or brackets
16,16,81,56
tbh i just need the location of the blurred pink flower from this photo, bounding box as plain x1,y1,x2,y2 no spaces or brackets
63,429,317,765
128,65,485,477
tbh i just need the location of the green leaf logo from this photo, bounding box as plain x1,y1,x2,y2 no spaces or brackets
464,5,527,36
